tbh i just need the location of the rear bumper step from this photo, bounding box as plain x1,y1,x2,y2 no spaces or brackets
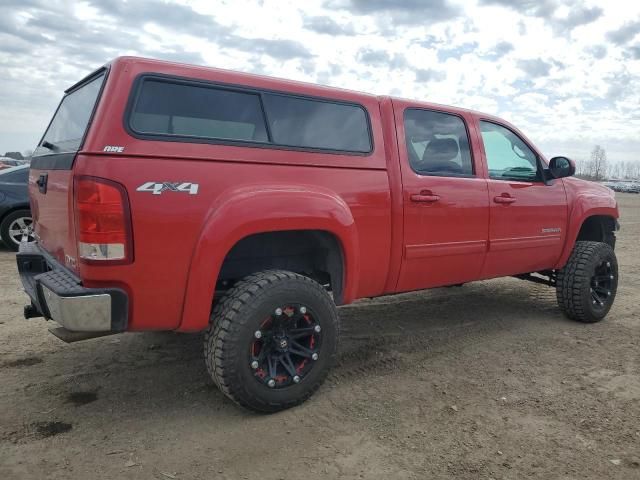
16,242,128,334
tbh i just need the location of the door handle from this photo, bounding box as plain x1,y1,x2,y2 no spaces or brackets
37,173,48,194
494,194,516,204
411,191,440,203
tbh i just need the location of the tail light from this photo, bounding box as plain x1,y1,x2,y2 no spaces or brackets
74,176,133,263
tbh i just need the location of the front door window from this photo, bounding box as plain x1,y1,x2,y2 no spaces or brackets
480,121,540,182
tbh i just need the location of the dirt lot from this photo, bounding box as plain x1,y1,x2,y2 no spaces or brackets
1,195,639,480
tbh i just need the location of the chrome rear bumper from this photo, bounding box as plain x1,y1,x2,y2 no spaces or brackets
16,242,128,333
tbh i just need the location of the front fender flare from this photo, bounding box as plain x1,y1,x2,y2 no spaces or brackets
178,185,359,331
555,194,618,269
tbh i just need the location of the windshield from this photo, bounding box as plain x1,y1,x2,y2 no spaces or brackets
34,72,105,156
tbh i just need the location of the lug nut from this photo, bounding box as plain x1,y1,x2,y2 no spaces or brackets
293,375,301,383
275,307,283,316
312,353,319,361
254,330,262,339
251,360,259,369
592,300,596,304
299,306,307,314
610,275,614,280
607,291,611,296
267,379,276,388
314,325,321,333
606,262,611,267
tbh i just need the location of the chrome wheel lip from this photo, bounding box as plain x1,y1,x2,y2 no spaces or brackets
7,216,35,246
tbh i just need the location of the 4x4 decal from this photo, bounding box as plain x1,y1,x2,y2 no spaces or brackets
136,182,199,195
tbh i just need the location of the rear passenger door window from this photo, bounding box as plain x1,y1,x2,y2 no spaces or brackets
403,109,473,177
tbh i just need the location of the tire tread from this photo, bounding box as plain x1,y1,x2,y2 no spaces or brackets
556,241,616,323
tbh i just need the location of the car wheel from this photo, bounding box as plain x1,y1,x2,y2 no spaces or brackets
0,209,34,252
204,270,339,413
556,241,618,323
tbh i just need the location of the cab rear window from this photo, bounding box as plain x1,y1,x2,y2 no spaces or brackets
127,76,372,154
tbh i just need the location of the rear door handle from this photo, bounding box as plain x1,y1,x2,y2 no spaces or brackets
494,194,516,204
411,192,440,203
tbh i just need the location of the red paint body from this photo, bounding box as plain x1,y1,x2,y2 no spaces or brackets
28,57,619,332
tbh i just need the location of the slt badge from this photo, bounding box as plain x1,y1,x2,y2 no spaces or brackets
137,182,199,195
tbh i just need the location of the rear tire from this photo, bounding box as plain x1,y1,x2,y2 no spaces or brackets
204,270,339,413
556,241,618,323
0,209,33,252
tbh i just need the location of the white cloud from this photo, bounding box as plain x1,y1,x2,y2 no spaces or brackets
0,0,638,162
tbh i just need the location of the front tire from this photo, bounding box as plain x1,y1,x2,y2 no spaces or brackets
556,241,618,323
204,270,339,413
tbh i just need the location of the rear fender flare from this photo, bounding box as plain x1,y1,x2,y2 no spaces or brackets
178,185,359,331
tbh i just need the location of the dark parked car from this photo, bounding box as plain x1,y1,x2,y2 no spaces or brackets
0,165,33,251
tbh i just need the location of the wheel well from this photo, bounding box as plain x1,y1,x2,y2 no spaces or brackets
576,215,617,247
217,230,345,304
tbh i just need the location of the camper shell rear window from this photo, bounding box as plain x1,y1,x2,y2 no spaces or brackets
34,71,106,157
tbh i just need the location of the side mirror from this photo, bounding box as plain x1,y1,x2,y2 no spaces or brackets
548,156,575,179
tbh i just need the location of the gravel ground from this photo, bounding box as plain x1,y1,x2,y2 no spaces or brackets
1,194,638,480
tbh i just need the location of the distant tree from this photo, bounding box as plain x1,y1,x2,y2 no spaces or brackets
3,151,24,160
576,157,596,179
590,145,607,180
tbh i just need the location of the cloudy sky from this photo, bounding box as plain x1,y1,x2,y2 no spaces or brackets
1,0,639,162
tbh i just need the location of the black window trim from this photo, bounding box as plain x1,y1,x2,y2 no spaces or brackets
31,66,110,170
124,72,375,157
403,106,476,179
478,118,544,184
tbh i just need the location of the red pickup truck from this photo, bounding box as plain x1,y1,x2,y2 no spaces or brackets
17,57,619,412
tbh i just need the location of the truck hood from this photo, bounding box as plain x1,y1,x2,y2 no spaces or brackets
563,177,615,199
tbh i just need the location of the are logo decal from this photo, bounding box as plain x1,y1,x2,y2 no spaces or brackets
136,182,199,195
103,145,125,153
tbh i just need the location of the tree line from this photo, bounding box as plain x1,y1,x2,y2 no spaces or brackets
574,145,640,181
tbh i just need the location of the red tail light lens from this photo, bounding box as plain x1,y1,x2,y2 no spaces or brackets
75,176,132,263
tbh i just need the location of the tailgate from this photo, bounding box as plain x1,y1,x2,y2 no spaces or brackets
29,70,106,273
29,163,77,271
